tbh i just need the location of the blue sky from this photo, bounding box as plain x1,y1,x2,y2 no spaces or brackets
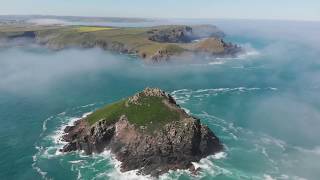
1,0,320,21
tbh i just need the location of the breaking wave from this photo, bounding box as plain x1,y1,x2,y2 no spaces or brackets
171,87,277,105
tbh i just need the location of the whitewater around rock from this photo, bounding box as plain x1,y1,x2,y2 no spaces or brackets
60,88,223,176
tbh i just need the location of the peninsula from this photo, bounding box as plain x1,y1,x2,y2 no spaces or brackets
0,22,242,62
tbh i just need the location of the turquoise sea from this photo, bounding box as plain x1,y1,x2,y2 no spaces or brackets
1,20,320,180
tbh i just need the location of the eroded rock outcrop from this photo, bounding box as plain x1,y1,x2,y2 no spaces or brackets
194,37,242,57
60,88,223,176
147,25,225,44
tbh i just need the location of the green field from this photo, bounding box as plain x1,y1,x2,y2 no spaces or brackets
86,96,180,130
86,97,180,129
75,26,115,32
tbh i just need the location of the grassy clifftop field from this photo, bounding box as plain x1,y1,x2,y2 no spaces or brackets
86,88,183,131
86,96,180,128
0,24,242,62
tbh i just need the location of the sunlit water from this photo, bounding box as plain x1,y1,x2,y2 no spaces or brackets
1,20,320,180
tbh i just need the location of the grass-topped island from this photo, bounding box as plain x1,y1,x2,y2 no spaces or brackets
60,88,223,176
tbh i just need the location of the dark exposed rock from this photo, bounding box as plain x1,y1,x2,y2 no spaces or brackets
151,49,171,62
7,31,36,39
63,126,74,133
60,88,223,176
148,26,193,43
148,25,225,44
128,87,170,105
194,37,243,58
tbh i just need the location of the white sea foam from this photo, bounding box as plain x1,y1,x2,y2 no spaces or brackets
171,87,278,106
260,136,287,151
36,110,95,163
58,111,66,115
41,116,53,134
238,44,260,59
92,150,228,180
269,87,278,91
272,174,308,180
32,147,50,180
32,165,48,179
81,103,96,108
77,169,82,180
182,107,191,114
264,174,276,180
171,89,190,94
294,146,320,156
93,150,153,180
232,65,245,69
231,65,268,70
212,151,227,160
260,147,276,165
209,61,225,65
69,160,84,164
193,155,232,178
51,111,94,155
191,152,228,172
198,111,240,133
238,49,260,59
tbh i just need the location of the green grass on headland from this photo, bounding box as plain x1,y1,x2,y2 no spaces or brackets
75,26,115,33
86,96,180,130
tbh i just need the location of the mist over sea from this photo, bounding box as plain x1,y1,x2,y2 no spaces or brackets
1,19,320,179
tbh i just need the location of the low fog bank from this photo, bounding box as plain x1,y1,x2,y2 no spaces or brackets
213,19,320,49
0,37,36,48
0,48,131,94
163,19,320,50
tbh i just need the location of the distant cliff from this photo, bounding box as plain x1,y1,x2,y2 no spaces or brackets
0,24,242,62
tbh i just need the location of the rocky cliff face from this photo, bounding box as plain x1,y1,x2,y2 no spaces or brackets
150,49,171,62
148,26,193,43
147,25,225,44
60,88,223,176
194,37,243,57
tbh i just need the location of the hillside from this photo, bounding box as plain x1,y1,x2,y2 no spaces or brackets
0,24,242,62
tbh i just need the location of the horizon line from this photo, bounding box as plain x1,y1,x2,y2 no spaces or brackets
0,14,319,23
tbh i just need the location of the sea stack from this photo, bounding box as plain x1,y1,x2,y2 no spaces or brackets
60,88,223,176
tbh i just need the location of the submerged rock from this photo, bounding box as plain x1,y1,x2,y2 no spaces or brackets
60,88,223,176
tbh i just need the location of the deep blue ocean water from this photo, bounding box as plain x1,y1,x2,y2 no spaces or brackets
1,20,320,180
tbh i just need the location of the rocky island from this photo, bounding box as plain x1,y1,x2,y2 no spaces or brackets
0,22,242,62
60,88,223,176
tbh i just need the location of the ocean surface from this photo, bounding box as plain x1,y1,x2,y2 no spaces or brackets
1,20,320,180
